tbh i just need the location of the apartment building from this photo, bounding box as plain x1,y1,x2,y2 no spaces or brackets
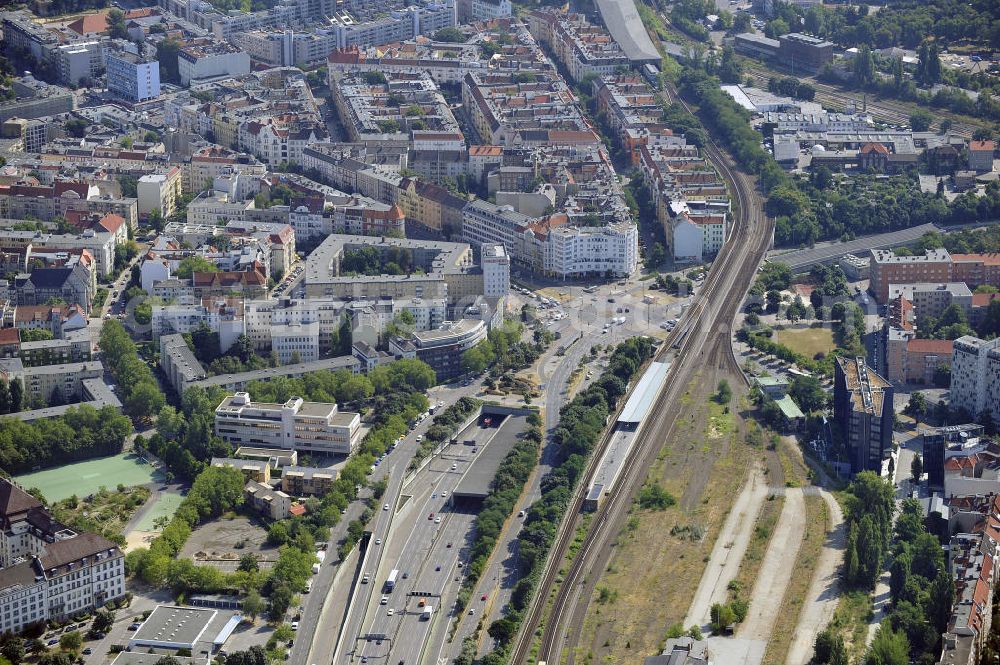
178,42,251,86
152,298,246,353
214,391,362,455
281,466,336,496
886,282,973,323
390,317,487,380
870,249,1000,302
137,169,182,218
106,50,160,103
951,336,1000,422
834,356,894,474
525,10,629,83
0,480,125,635
546,223,638,278
159,333,207,395
15,265,94,313
0,182,138,232
210,457,271,483
244,480,293,520
870,249,955,303
184,147,267,198
331,71,463,146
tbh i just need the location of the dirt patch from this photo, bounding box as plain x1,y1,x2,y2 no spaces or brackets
179,515,279,566
729,492,784,608
761,494,828,664
574,372,760,663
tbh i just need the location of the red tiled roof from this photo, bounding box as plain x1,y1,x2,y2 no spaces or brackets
971,140,996,152
973,292,1000,307
906,339,953,354
96,213,125,234
67,12,108,35
0,328,19,346
861,142,889,155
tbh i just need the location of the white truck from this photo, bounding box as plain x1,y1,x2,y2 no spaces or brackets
421,606,434,621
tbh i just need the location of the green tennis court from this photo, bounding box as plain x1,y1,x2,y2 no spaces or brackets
15,454,163,502
134,492,185,532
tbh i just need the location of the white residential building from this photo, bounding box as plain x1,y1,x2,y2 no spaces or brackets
951,336,1000,421
0,480,125,635
152,298,246,353
105,50,160,103
546,223,638,278
214,391,362,455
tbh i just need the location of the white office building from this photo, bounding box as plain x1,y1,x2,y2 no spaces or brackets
105,50,160,103
214,391,362,455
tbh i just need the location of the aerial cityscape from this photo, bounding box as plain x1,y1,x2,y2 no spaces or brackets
0,0,994,663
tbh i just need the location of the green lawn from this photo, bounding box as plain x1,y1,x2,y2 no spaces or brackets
772,327,836,359
15,454,163,502
134,492,184,532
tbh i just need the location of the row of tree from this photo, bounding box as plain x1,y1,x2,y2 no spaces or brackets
459,415,542,614
468,337,654,665
100,320,165,421
0,405,132,475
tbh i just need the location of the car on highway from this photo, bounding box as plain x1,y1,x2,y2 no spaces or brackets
481,594,488,601
380,596,388,605
82,649,92,656
518,510,525,518
362,574,370,584
375,538,381,545
383,503,389,510
442,491,448,497
435,516,442,524
402,572,409,579
428,513,434,520
447,542,453,548
387,608,394,616
451,463,457,471
435,565,441,571
469,609,475,615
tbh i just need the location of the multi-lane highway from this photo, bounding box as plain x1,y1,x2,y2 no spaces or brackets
349,415,527,665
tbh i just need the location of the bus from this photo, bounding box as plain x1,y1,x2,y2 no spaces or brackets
385,569,399,592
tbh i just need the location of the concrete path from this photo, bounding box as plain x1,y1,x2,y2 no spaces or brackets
786,490,846,665
684,464,769,629
739,487,806,640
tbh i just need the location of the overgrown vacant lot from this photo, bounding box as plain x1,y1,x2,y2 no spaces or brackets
573,373,760,663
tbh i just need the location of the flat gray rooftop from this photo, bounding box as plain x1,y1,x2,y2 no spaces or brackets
618,361,669,424
188,354,359,390
453,414,528,501
130,606,217,648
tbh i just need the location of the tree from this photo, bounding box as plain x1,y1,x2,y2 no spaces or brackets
242,590,264,622
175,256,219,279
789,375,827,413
238,553,259,573
864,624,909,665
125,381,166,421
92,608,115,634
716,379,732,405
107,9,128,39
853,45,876,87
9,378,22,413
927,567,955,633
1,637,24,665
710,602,736,633
58,633,81,653
909,110,934,132
813,628,848,665
910,454,923,484
433,27,465,42
905,391,927,423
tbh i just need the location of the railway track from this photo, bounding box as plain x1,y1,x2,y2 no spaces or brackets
505,83,773,665
744,69,980,139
